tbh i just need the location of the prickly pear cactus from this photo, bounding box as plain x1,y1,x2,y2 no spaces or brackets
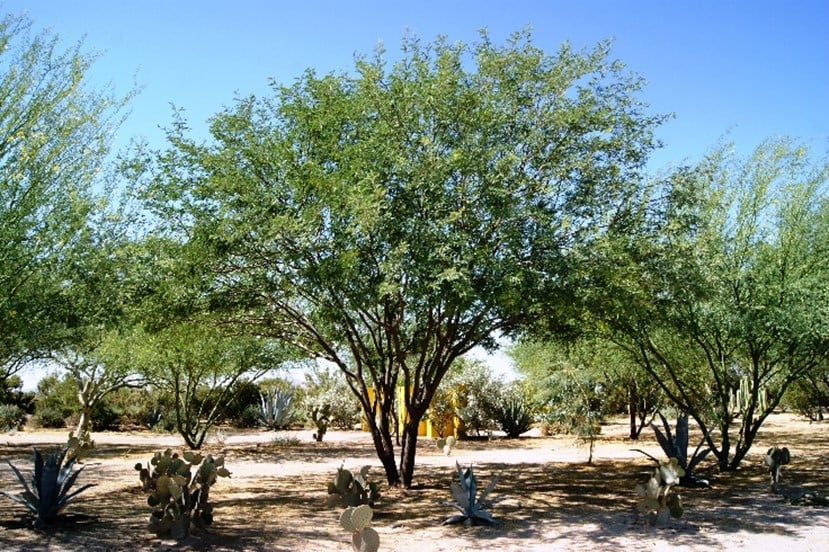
135,449,230,539
340,505,379,552
635,457,685,526
437,436,457,456
327,464,381,508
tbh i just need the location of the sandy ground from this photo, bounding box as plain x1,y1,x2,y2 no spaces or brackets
0,413,828,551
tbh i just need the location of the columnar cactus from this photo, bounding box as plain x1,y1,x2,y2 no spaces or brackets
135,449,231,539
327,464,381,507
340,504,380,552
635,457,685,526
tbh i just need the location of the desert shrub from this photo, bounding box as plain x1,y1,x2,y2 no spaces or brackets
304,365,361,430
32,406,68,429
444,360,502,436
237,403,261,429
32,374,78,428
782,374,829,421
0,403,24,431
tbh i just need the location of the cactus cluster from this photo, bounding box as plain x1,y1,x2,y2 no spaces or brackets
764,446,791,492
635,457,685,526
310,404,331,442
436,436,457,456
443,462,502,526
135,449,230,539
1,447,95,528
340,504,380,552
327,464,380,508
729,375,768,415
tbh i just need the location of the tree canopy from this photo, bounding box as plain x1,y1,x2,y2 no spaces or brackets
0,12,130,381
137,30,665,486
582,139,829,469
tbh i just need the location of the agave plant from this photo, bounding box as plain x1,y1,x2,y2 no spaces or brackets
634,412,711,487
442,462,502,526
1,447,95,528
258,388,295,430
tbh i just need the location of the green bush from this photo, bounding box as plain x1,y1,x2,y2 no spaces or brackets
32,374,78,428
0,403,24,431
443,360,502,436
32,406,68,428
304,366,361,430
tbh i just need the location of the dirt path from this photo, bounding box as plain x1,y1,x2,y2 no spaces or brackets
1,413,828,551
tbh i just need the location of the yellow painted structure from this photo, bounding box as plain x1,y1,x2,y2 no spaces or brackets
362,387,462,438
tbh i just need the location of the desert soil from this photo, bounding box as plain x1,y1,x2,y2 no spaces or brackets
0,413,828,551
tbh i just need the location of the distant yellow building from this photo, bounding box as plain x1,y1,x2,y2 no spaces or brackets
362,387,462,438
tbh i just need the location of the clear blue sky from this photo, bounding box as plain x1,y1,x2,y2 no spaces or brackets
4,0,828,171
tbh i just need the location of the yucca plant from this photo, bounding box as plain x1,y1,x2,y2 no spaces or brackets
1,447,95,528
442,462,502,526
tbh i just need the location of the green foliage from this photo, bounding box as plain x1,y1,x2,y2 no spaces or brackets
131,324,285,449
0,12,131,375
32,374,78,428
783,372,829,421
443,360,502,436
1,447,95,528
0,403,24,431
584,139,829,470
326,465,381,508
443,462,502,526
303,365,361,431
339,504,380,552
135,449,230,539
635,458,685,526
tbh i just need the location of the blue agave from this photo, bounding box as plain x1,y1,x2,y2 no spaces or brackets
2,447,95,527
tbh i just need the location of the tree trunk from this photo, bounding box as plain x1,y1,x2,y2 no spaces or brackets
369,422,401,487
75,405,93,442
628,379,639,440
399,418,420,488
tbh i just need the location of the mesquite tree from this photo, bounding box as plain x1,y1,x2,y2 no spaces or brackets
137,31,664,487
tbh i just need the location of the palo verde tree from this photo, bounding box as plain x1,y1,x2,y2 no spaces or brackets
585,139,829,470
0,12,130,384
137,31,665,486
